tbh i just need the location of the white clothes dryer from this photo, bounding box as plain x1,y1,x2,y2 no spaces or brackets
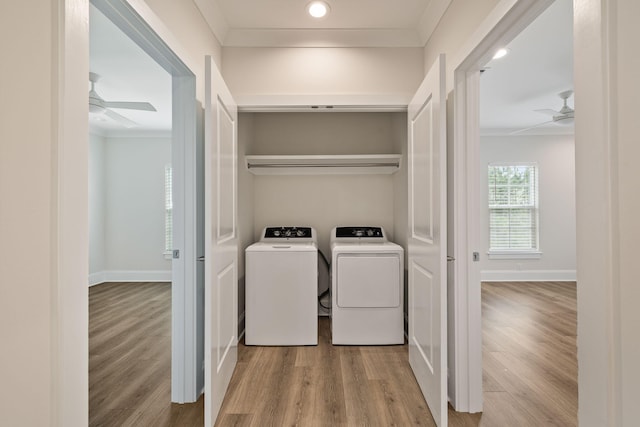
330,226,404,345
245,226,318,346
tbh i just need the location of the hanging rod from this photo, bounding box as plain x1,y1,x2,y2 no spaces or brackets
247,162,400,169
245,154,402,175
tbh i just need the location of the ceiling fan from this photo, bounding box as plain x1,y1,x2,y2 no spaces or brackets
89,72,156,128
511,90,575,135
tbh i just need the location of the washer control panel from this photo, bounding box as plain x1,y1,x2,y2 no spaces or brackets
335,226,384,239
263,226,313,239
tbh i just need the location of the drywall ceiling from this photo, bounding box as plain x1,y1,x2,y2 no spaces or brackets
89,4,171,136
194,0,452,47
88,0,572,135
479,0,574,135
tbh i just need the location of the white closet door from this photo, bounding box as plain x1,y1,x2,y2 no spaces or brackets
407,53,448,427
204,56,238,426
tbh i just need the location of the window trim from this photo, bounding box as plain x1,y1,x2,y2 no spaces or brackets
487,162,540,256
487,250,542,260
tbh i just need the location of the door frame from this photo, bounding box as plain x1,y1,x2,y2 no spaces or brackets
449,0,555,412
91,0,201,402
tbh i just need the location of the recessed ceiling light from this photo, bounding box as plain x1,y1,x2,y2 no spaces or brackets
492,48,510,60
307,1,330,19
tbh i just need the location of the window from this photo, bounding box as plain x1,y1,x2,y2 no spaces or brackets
488,163,539,256
164,164,173,254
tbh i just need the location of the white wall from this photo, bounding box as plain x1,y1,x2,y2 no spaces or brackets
89,133,107,277
143,0,222,99
479,134,576,281
1,5,57,424
89,135,172,284
424,0,502,78
615,2,640,423
222,47,425,101
574,0,640,424
1,1,89,425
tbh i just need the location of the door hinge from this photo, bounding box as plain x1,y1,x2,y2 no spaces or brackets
172,249,180,259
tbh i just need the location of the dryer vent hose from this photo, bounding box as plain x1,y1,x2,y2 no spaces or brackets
318,250,331,310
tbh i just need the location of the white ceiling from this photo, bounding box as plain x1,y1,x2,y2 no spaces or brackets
194,0,451,47
89,4,172,136
89,0,573,136
480,0,573,135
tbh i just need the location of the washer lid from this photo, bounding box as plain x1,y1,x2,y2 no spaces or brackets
331,241,403,253
246,241,318,252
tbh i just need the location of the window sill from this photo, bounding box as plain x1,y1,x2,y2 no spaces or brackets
487,251,542,260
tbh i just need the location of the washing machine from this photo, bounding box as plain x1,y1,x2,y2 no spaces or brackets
245,226,318,346
331,226,404,345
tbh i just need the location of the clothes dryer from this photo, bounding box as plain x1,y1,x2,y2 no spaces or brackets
330,226,404,345
245,226,318,346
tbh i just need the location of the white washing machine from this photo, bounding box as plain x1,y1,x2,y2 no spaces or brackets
331,226,404,345
245,226,318,346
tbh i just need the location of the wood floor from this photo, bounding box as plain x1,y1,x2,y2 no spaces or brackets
89,281,577,426
89,282,203,427
449,281,578,427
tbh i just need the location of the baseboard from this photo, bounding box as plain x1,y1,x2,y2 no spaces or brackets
88,272,107,287
480,269,577,282
88,270,172,286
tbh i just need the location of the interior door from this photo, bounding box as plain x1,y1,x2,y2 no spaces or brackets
204,56,238,426
407,53,447,427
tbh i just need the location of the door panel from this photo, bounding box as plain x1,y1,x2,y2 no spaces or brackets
216,263,235,370
411,262,434,371
411,98,434,242
204,56,238,426
217,103,235,240
407,54,447,427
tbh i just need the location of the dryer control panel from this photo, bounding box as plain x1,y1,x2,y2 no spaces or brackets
263,226,313,239
335,226,384,239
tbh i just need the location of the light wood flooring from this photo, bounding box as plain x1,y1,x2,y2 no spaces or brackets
89,282,203,427
90,281,577,426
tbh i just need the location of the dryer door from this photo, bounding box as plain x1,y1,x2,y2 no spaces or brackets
336,254,401,308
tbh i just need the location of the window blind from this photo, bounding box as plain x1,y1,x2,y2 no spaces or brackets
164,164,173,253
488,164,539,251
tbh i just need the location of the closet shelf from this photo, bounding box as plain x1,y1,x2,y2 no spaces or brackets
245,154,402,175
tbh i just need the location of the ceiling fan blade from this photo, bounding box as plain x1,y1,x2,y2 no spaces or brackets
104,101,157,112
509,119,555,135
105,109,138,128
535,108,560,116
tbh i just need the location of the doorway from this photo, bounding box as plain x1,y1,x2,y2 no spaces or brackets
475,0,577,420
89,0,201,406
448,0,574,413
